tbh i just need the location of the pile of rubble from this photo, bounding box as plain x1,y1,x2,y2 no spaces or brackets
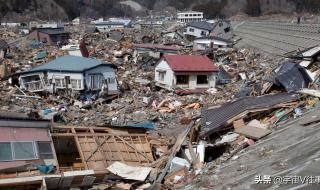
0,18,319,190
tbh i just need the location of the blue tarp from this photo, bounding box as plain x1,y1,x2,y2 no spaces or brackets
125,122,155,130
34,164,54,174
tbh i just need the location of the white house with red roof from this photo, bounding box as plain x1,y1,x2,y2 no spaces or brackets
155,55,219,90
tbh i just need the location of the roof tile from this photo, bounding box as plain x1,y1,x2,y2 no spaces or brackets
163,54,219,72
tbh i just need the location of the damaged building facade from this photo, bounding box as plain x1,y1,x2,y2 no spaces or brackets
0,112,57,173
16,55,118,94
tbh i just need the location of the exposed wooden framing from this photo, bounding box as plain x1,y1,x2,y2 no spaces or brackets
51,133,146,137
85,138,108,162
116,135,152,163
71,128,89,169
112,135,125,162
52,126,154,169
92,136,109,168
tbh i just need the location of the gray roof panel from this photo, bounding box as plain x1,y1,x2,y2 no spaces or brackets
200,93,298,138
22,55,114,74
187,21,213,31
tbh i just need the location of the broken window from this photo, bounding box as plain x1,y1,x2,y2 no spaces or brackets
55,78,66,88
12,142,36,160
70,79,82,89
107,77,116,84
189,28,194,32
224,27,231,33
176,75,189,85
0,142,13,161
90,75,103,90
158,71,166,81
37,142,54,159
197,75,208,84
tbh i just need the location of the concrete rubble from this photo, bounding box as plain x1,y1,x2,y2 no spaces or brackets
0,15,319,190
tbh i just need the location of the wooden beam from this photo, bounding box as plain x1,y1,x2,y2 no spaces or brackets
154,121,195,184
72,128,89,169
115,135,153,162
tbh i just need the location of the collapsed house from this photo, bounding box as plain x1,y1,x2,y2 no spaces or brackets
0,113,168,189
184,21,213,40
15,55,118,94
0,112,57,174
271,60,313,92
193,36,233,51
184,20,233,41
155,55,219,90
133,44,181,59
209,20,233,40
201,93,298,139
27,28,70,46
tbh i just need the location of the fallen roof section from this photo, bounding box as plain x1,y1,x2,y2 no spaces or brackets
187,21,213,31
51,125,155,172
194,107,320,189
133,43,182,51
273,61,312,92
200,93,298,138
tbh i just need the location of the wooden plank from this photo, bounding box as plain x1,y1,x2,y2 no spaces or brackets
115,135,153,162
72,129,88,169
155,121,195,184
233,119,246,130
235,125,271,140
112,135,125,162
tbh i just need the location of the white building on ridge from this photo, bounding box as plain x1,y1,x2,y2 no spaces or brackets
177,11,203,23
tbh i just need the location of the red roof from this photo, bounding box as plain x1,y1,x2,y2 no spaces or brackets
162,55,219,72
133,44,181,51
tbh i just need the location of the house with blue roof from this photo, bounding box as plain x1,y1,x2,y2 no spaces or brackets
17,55,118,94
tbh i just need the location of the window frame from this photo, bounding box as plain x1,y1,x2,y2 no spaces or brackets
176,75,189,85
37,142,54,159
197,75,209,85
54,78,66,88
12,141,37,160
189,28,195,32
0,142,13,161
158,71,166,81
90,74,104,90
0,141,38,161
70,79,82,90
107,77,116,84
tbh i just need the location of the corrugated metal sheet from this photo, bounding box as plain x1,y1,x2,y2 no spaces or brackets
200,93,298,138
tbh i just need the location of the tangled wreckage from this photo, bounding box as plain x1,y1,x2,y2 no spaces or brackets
0,16,320,190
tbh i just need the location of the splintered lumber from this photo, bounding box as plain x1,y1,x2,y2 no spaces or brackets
233,119,246,130
298,89,320,98
154,121,196,184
